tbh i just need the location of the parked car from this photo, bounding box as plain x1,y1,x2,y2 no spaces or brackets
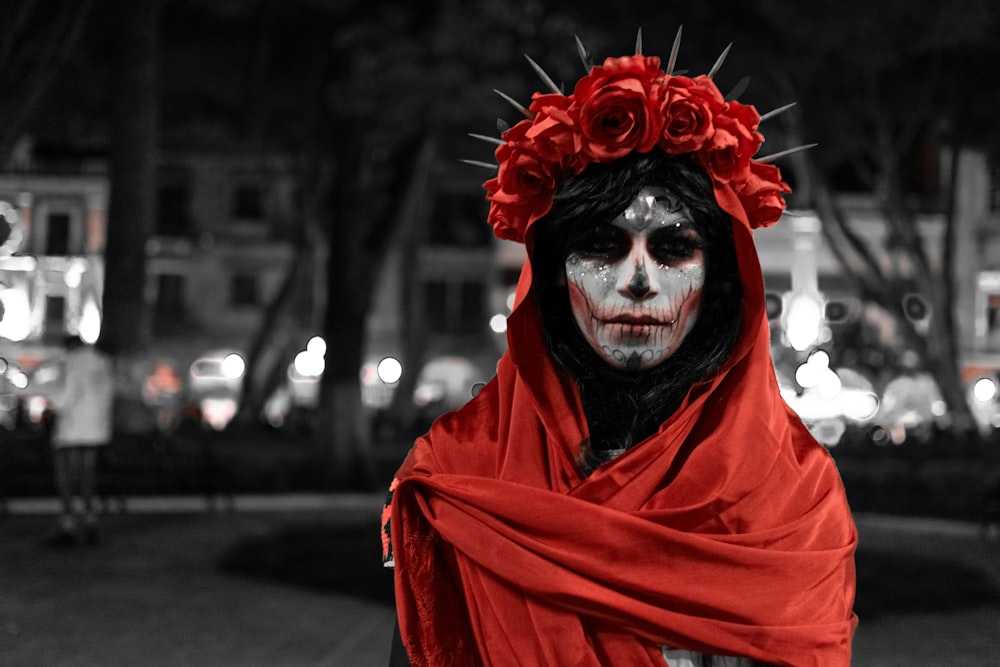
187,348,246,431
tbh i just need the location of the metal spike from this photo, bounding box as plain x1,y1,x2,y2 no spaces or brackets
468,132,504,146
635,27,643,55
575,35,593,71
758,102,797,123
666,25,682,75
707,42,732,79
497,118,510,133
724,76,750,101
493,89,533,119
524,55,563,94
460,159,500,171
755,143,818,163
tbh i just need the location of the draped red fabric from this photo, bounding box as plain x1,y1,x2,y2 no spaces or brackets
387,185,858,666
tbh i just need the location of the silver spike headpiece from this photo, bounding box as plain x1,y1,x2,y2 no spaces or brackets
469,27,805,243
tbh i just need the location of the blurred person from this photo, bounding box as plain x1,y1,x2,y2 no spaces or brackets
382,31,857,666
46,334,114,547
143,360,183,435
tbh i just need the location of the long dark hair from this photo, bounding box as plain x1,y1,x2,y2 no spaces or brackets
530,151,743,473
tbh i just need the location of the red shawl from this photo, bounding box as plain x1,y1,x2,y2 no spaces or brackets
386,187,858,666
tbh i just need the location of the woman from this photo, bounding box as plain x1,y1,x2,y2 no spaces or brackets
383,32,857,666
47,334,115,547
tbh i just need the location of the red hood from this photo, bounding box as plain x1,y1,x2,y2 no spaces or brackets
387,180,857,666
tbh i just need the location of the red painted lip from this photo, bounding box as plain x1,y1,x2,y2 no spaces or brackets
600,314,668,325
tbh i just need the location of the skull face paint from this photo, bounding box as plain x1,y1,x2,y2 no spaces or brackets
564,186,706,372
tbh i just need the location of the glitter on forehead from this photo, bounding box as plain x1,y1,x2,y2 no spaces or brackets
617,190,689,234
622,194,656,226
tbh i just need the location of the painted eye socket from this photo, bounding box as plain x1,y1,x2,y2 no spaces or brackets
648,228,704,265
568,227,628,260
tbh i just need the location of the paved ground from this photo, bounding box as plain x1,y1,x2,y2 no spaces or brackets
2,494,999,666
1,494,395,667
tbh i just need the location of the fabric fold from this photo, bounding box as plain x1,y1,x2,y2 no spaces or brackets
386,138,856,667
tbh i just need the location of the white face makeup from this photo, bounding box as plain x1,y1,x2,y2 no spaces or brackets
564,186,706,372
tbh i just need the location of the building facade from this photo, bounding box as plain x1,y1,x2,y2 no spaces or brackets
2,141,999,437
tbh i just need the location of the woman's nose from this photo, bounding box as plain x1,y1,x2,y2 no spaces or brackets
628,264,650,297
619,257,656,299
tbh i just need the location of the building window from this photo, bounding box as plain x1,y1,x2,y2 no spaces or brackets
43,295,66,341
425,280,448,331
156,184,192,237
45,213,71,255
423,279,486,334
988,294,1000,350
230,273,259,308
976,272,1000,351
459,281,485,333
428,192,490,247
991,166,1000,212
153,274,187,335
233,184,264,220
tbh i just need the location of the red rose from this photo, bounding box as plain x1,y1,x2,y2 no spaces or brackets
489,148,558,207
736,161,791,229
572,55,663,161
723,100,761,134
598,54,662,74
659,75,725,154
484,177,533,242
486,199,539,243
494,119,532,159
485,139,559,241
526,93,585,173
696,101,763,183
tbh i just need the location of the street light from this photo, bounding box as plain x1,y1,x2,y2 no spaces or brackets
784,292,824,352
377,356,403,384
973,377,997,403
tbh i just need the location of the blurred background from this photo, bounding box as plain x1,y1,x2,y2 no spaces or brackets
1,1,999,664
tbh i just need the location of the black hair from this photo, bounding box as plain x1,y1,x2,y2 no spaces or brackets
530,151,742,473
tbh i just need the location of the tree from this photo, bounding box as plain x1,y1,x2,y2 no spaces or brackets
100,0,164,355
756,0,1000,441
146,0,596,484
295,0,593,485
0,1,162,354
0,1,94,163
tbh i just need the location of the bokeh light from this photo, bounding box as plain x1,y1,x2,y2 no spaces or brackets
973,377,997,402
0,287,31,341
293,349,325,378
306,336,326,357
221,353,246,380
489,313,507,334
784,293,823,352
79,296,102,344
377,356,403,384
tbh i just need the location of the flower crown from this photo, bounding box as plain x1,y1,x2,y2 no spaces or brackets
468,29,808,244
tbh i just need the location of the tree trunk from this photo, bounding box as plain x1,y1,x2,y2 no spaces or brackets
314,126,374,488
313,128,426,488
316,237,373,488
937,145,984,442
235,246,310,422
99,0,162,356
879,165,980,443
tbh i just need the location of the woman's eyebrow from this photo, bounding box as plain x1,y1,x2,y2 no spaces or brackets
650,219,702,237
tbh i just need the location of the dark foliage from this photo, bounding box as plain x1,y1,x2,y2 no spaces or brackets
854,549,1000,619
218,521,395,606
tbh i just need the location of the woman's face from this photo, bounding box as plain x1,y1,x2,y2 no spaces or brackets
563,186,706,372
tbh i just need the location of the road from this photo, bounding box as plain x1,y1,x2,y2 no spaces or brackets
2,495,999,666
